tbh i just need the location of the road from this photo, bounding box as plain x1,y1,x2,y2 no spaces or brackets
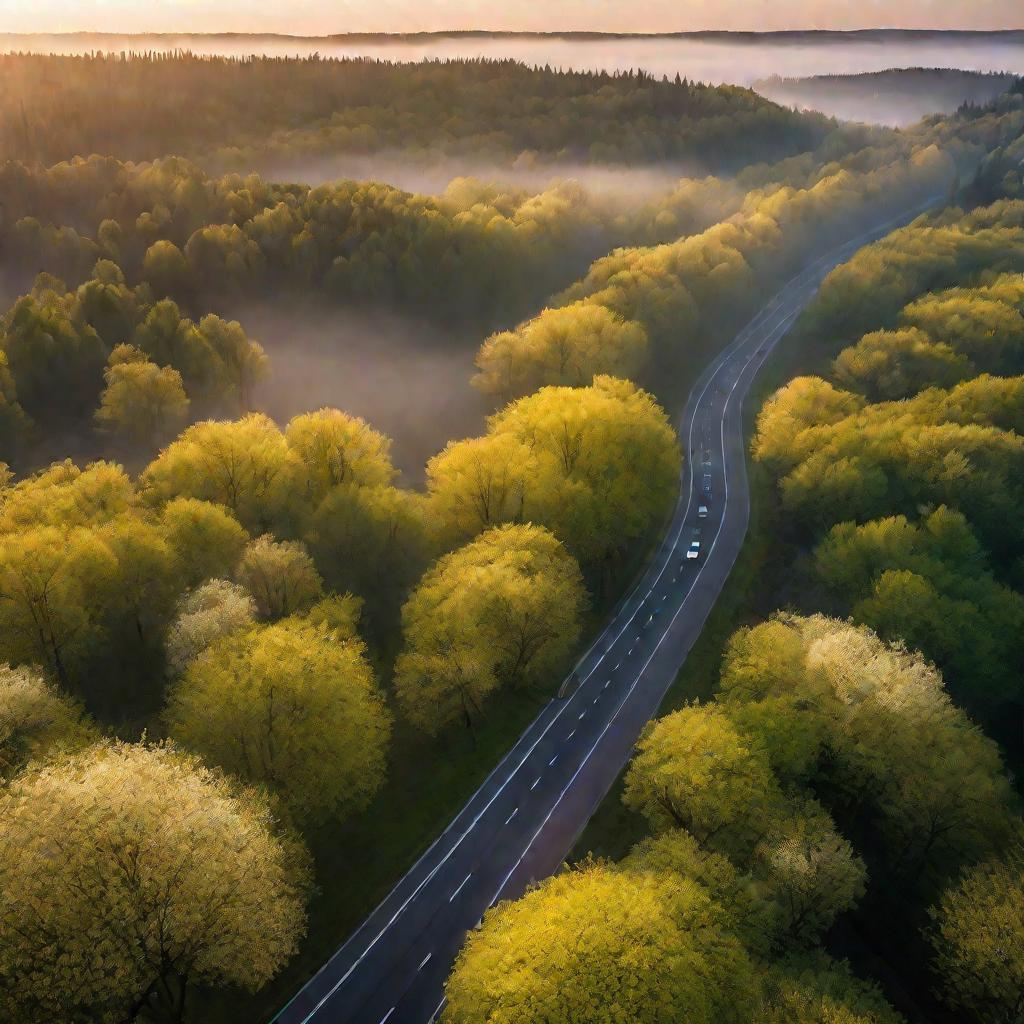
275,199,938,1024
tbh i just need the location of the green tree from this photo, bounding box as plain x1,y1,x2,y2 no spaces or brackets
755,801,867,947
426,432,537,547
761,953,906,1024
285,407,396,508
473,302,648,401
394,524,586,733
487,376,680,567
929,853,1024,1024
159,497,249,588
622,703,781,856
234,534,324,620
167,618,390,824
139,414,301,534
0,525,117,689
305,483,432,619
94,344,189,447
0,741,309,1024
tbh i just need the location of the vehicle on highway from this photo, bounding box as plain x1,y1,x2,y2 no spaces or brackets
702,473,713,500
686,528,702,560
698,504,709,519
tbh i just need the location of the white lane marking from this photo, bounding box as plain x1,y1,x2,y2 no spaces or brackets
627,648,634,656
487,206,933,910
284,199,940,1024
603,680,610,690
592,697,598,705
549,755,558,766
429,996,447,1023
504,807,518,825
449,874,472,903
578,711,586,720
530,777,542,791
378,1009,395,1024
566,730,576,740
490,322,762,906
418,953,431,971
613,662,621,670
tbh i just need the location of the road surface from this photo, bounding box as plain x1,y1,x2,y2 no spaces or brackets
275,199,937,1024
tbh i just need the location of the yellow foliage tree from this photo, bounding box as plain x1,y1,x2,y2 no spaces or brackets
473,301,648,401
394,524,586,733
140,413,302,534
929,853,1024,1024
167,618,390,824
0,741,309,1024
444,860,757,1024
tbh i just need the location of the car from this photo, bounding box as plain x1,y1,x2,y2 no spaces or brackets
686,540,701,560
698,504,709,519
702,473,713,500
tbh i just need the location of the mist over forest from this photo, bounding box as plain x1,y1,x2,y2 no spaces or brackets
1,27,1024,1024
4,28,1024,88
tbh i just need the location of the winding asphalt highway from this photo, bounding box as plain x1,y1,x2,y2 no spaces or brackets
274,198,939,1024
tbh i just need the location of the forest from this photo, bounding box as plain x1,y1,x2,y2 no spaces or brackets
1,46,1023,1024
755,68,1019,125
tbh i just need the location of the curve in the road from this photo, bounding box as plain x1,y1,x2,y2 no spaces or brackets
275,198,940,1024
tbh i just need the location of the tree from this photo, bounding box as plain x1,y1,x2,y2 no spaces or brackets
165,579,256,674
394,524,587,733
139,414,301,534
305,483,432,618
0,741,309,1024
167,618,390,824
0,349,30,462
234,534,324,620
755,801,867,947
96,512,183,645
487,376,680,567
94,343,189,447
778,615,1015,881
0,663,94,778
0,525,117,689
159,497,249,588
473,302,648,401
142,239,189,296
0,458,135,534
285,407,396,508
443,860,757,1024
929,854,1024,1024
622,703,781,856
760,953,906,1024
192,314,268,410
0,290,107,427
426,432,537,547
832,327,971,401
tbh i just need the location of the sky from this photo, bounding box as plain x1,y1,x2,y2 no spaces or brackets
0,0,1022,36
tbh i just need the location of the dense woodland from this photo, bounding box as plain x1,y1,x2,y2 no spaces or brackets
1,51,1023,1024
1,52,834,172
443,87,1024,1024
755,68,1019,125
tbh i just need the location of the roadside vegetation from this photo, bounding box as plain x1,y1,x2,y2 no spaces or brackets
1,52,1022,1024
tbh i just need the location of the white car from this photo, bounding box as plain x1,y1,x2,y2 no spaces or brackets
698,504,709,519
686,540,701,560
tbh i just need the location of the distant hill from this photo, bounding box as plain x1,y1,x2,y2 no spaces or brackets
755,68,1019,126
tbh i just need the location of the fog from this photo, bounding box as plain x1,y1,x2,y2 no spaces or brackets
237,302,490,483
4,31,1024,93
755,69,1018,127
246,149,717,201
